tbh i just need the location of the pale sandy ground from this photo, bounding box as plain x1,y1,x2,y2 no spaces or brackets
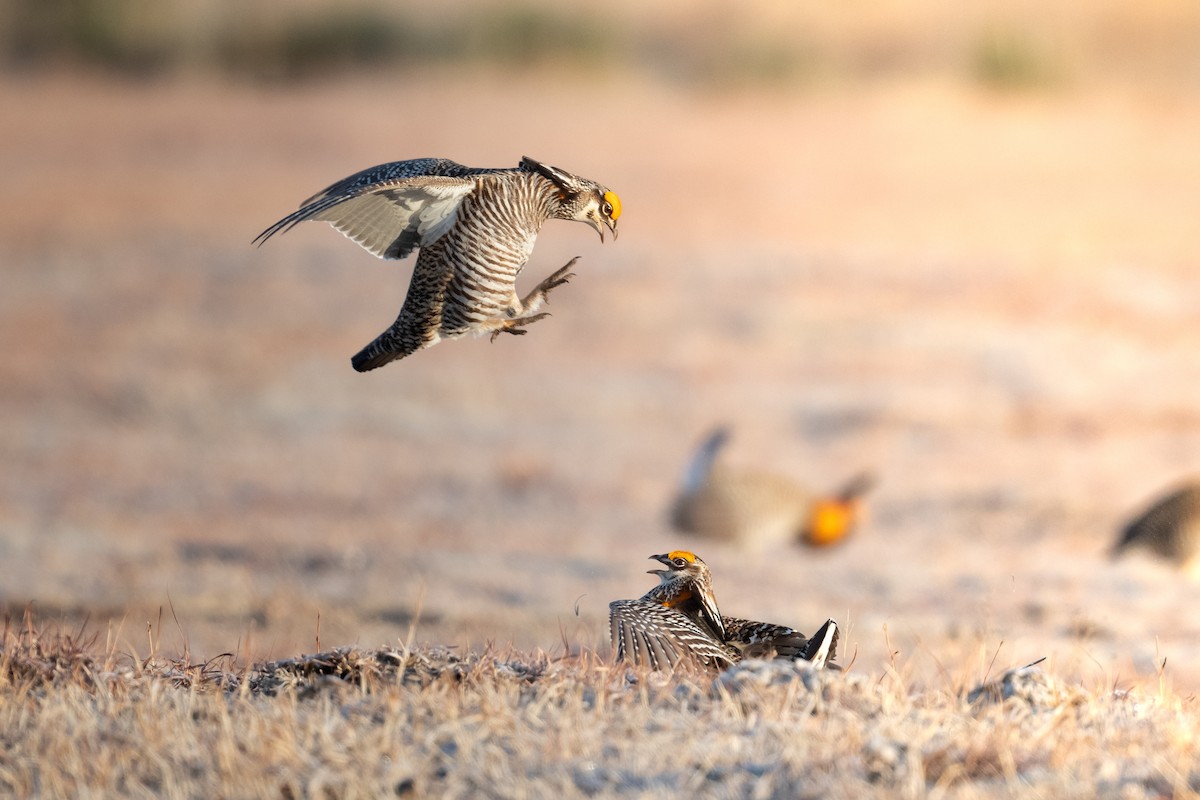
2,69,1200,691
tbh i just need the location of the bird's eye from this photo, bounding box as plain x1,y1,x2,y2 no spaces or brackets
673,558,687,567
602,191,622,220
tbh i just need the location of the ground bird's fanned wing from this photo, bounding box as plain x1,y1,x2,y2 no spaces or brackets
254,176,476,260
251,156,519,256
609,600,735,670
298,157,499,205
610,601,682,670
309,178,475,259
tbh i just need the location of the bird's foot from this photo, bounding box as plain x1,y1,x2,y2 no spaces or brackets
520,257,579,312
489,312,551,342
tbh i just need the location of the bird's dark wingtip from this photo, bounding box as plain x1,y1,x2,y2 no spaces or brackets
251,218,291,248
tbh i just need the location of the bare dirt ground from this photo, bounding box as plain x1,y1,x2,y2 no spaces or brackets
2,68,1200,697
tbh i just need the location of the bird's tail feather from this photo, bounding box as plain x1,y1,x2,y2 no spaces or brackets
351,333,420,372
681,426,731,494
351,348,401,372
835,471,877,502
801,619,839,669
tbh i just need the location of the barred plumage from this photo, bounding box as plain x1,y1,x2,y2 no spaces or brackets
609,550,839,671
671,427,874,550
254,156,620,371
1112,481,1200,577
723,616,839,666
608,599,737,670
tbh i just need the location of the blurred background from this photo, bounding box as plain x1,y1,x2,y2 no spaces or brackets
2,0,1200,687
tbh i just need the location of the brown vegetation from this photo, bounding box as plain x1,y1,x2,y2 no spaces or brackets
2,619,1197,798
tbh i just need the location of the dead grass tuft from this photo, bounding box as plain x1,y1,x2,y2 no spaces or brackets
1,611,103,691
246,645,472,696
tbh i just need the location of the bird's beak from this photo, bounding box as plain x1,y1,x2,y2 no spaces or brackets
592,215,618,243
648,554,676,573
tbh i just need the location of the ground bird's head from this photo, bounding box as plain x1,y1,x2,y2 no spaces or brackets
647,550,709,582
521,156,620,241
646,550,724,640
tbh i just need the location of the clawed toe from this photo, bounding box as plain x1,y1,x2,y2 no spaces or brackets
529,257,580,301
543,271,575,292
535,274,572,297
490,312,551,342
544,257,580,289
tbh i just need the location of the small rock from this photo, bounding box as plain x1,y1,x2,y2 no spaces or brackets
967,661,1080,711
862,735,909,785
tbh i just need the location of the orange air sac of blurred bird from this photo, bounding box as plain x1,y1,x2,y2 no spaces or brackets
670,427,875,551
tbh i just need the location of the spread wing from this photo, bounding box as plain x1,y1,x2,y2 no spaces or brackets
609,600,735,670
253,157,518,260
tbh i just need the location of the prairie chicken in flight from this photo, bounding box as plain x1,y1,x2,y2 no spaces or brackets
254,156,620,371
671,427,874,550
609,550,839,671
1111,481,1200,578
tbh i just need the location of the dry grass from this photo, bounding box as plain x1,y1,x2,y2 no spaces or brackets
1,618,1197,798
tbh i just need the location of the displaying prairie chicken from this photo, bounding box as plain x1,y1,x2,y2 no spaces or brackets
671,427,874,550
254,156,620,371
609,550,839,671
1111,481,1200,577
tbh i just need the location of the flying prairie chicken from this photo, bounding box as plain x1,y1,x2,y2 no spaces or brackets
1111,481,1200,578
254,156,620,371
609,550,839,671
670,427,874,550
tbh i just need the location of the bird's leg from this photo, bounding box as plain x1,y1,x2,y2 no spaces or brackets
489,313,551,342
519,257,579,316
488,257,580,343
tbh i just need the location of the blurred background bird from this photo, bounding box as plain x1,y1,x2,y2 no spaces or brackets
1111,480,1200,578
669,427,875,551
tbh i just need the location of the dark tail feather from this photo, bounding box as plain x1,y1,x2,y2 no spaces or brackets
351,348,402,372
351,333,416,372
801,619,839,667
836,471,877,502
